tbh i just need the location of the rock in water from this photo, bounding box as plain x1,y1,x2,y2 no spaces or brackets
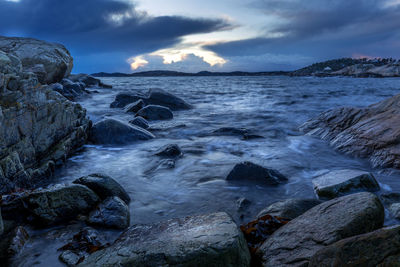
124,99,145,113
226,161,288,185
80,212,251,266
129,116,149,129
309,225,400,266
68,74,112,88
0,226,29,264
73,173,131,204
0,36,73,83
300,93,400,169
90,118,155,145
136,105,173,121
312,169,380,199
87,197,130,229
257,199,322,220
0,48,90,194
258,192,384,267
23,185,100,226
110,93,144,108
154,144,182,158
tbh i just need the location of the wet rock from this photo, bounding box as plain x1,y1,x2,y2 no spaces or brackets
129,116,149,129
300,93,400,169
124,99,145,113
312,169,380,199
388,203,400,219
226,161,288,185
309,225,400,266
69,74,112,88
258,192,384,267
257,199,322,220
110,88,191,110
73,173,131,204
136,105,173,121
154,144,182,158
237,197,251,210
212,127,249,136
80,212,251,267
0,226,29,264
59,78,88,100
87,197,130,229
59,250,82,266
0,36,73,83
90,118,155,145
23,184,100,226
380,192,400,205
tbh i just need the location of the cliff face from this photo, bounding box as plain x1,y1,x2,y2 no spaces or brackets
0,37,90,194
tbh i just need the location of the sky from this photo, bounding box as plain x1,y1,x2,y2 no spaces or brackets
1,0,400,73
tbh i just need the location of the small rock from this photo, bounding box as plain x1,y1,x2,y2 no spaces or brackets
154,144,182,158
212,127,248,136
258,192,384,267
226,161,288,185
136,105,173,121
90,118,155,145
73,173,131,204
312,169,380,199
129,116,149,129
110,93,143,108
146,88,192,110
389,203,400,219
380,192,400,205
124,99,145,113
257,199,322,220
309,225,400,266
87,197,130,229
80,212,250,266
237,197,251,210
59,250,82,266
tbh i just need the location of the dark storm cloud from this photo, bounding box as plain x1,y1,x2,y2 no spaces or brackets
0,0,231,55
207,0,400,60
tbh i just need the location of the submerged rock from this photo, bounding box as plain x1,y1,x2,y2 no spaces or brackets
301,93,400,169
136,105,173,121
124,99,145,113
87,197,130,229
154,144,182,158
110,88,191,110
257,198,322,220
0,36,73,83
80,212,251,266
258,192,384,267
90,118,155,145
73,173,131,204
309,225,400,266
312,169,380,199
23,184,100,226
129,116,149,129
226,161,288,185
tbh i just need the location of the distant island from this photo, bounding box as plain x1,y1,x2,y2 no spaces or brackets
93,58,400,78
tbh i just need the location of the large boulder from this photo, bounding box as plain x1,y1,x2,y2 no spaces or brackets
301,93,400,169
258,192,384,267
257,199,322,220
90,118,155,145
226,161,288,185
309,225,400,266
312,169,380,199
0,50,90,194
87,196,130,229
80,212,251,266
110,88,191,110
73,173,131,204
22,184,100,226
0,36,73,84
136,105,173,121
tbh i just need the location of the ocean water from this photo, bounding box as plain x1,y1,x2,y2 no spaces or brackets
16,76,400,266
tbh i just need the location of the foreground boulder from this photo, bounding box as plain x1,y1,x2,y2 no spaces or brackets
0,48,90,194
301,94,400,169
227,162,288,185
80,212,251,266
0,36,73,83
257,199,322,220
258,192,384,266
136,105,173,121
110,88,191,110
312,169,380,199
23,185,100,225
87,196,130,229
90,118,155,145
73,173,131,204
309,225,400,266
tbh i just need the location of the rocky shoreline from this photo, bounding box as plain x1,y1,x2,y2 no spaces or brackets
2,36,400,266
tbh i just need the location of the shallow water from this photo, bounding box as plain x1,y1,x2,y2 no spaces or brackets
17,76,400,266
